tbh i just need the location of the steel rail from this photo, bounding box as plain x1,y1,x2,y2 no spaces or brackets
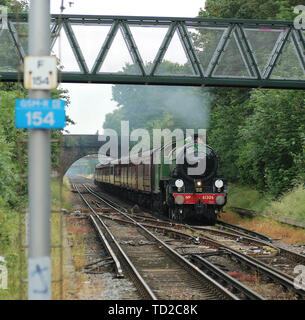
75,185,157,299
277,247,305,265
74,185,124,278
84,186,280,252
88,215,123,277
223,248,305,299
190,225,277,248
95,198,277,251
87,190,303,297
190,254,264,300
97,206,304,296
83,184,239,300
87,185,305,268
216,220,272,242
122,211,277,249
223,247,295,282
84,184,305,299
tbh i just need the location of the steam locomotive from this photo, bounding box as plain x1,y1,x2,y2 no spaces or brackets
94,136,227,225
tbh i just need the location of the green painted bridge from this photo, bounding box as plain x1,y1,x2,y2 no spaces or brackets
0,14,305,89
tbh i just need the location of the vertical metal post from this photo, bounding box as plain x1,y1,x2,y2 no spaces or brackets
28,0,51,300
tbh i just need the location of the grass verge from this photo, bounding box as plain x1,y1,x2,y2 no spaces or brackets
50,176,72,300
226,183,271,212
222,183,305,244
0,176,73,300
219,211,305,244
0,209,23,299
264,185,305,222
226,183,305,222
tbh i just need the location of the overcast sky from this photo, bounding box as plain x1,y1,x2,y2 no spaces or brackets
49,0,206,134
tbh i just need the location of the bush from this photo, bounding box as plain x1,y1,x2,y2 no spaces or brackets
0,133,19,207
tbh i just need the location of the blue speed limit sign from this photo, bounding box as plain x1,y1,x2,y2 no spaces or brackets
15,99,66,129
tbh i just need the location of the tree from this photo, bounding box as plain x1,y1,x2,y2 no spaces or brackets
0,1,74,207
199,0,300,20
236,90,305,196
199,0,305,196
0,1,29,71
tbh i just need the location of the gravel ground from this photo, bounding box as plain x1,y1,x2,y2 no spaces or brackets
62,179,140,300
271,240,305,256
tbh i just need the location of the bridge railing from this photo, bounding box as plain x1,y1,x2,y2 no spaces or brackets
0,14,305,88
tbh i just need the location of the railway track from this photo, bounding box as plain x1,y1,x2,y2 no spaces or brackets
97,195,305,286
73,184,156,299
118,197,305,285
215,220,272,242
73,183,240,300
72,178,305,282
70,182,305,299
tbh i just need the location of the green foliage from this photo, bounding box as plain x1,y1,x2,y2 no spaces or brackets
50,88,74,168
200,0,300,20
0,0,28,12
102,1,305,200
208,83,305,198
201,0,305,198
0,0,73,208
265,184,305,221
207,89,253,180
226,183,272,212
0,209,21,300
0,87,73,204
0,132,19,207
237,90,305,196
0,0,75,299
0,89,27,206
0,1,29,71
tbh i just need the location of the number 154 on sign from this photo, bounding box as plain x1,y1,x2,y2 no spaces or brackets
15,99,66,129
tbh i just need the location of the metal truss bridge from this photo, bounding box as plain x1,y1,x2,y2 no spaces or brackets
1,14,305,89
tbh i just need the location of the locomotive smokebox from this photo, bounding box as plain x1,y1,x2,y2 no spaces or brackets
176,144,218,183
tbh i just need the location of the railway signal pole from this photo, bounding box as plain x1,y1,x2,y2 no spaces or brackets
27,0,51,300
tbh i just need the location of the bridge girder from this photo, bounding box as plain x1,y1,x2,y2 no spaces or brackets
0,14,304,89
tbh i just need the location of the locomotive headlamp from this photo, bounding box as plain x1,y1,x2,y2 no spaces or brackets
175,179,184,188
215,179,223,188
196,180,202,187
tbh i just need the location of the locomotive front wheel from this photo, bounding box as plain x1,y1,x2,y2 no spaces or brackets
169,207,184,222
169,207,174,220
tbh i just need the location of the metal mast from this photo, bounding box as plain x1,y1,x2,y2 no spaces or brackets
28,0,51,300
